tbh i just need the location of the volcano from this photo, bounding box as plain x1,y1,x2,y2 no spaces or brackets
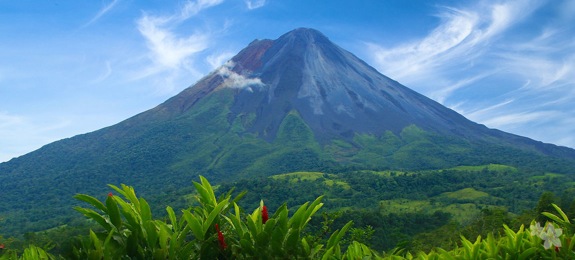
1,28,574,235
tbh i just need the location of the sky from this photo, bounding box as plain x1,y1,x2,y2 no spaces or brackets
1,0,574,162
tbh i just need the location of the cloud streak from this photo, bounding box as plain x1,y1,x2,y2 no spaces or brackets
245,0,266,10
366,0,575,148
84,0,120,27
137,16,208,69
134,0,226,93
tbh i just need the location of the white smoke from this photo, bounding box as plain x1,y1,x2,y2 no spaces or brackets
217,61,264,91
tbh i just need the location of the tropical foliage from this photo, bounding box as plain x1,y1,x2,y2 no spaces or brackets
2,176,575,259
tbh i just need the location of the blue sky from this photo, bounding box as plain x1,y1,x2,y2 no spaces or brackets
1,0,574,162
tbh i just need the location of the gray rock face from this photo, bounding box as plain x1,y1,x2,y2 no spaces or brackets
222,28,486,141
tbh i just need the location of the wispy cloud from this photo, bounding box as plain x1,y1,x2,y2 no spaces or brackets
179,0,224,20
84,0,120,27
134,0,225,93
481,110,557,129
137,15,208,69
217,61,264,90
207,51,235,69
89,61,112,84
365,0,575,148
245,0,266,10
368,0,542,94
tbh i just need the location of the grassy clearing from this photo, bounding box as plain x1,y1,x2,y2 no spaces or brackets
379,199,431,214
270,171,351,189
441,203,482,224
271,171,325,181
450,164,517,173
379,198,485,224
529,172,565,181
370,170,408,177
323,179,351,190
441,188,490,201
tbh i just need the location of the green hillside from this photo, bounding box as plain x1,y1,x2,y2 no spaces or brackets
1,87,575,244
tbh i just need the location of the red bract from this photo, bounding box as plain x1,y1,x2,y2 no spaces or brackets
215,224,227,250
108,192,113,197
262,205,269,224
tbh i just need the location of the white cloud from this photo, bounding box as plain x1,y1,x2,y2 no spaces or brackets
84,0,120,27
364,0,575,150
430,71,494,103
137,15,208,69
368,0,542,95
481,110,557,129
133,0,226,93
206,51,235,69
465,99,515,120
245,0,266,10
179,0,225,20
217,61,264,90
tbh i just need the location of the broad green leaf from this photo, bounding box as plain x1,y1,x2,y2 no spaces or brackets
74,207,113,232
89,229,102,252
121,184,141,210
108,184,128,199
284,228,300,252
518,247,537,260
542,212,566,225
106,195,122,229
144,220,159,248
166,206,178,232
140,198,152,223
114,199,140,229
182,210,203,240
74,194,107,213
552,203,570,223
201,198,229,237
326,221,352,249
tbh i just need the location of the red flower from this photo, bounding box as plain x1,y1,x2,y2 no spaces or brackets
0,243,5,250
215,224,227,250
108,192,113,197
262,205,269,224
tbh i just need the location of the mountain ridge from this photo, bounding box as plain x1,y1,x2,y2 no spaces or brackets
1,27,574,236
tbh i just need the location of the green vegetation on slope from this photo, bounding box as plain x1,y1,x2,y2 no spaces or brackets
1,87,575,241
2,177,575,259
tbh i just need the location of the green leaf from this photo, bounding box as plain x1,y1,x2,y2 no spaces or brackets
89,229,102,252
201,198,229,237
140,197,152,223
74,207,113,232
121,184,141,210
183,210,203,240
551,203,570,223
106,195,122,229
107,184,128,198
166,206,178,232
74,194,107,213
542,212,566,225
518,247,538,260
326,221,352,249
284,228,300,252
114,199,140,229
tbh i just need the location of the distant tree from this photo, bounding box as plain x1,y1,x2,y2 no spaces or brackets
536,191,558,222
